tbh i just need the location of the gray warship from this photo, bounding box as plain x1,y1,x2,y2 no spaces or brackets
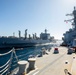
62,6,76,47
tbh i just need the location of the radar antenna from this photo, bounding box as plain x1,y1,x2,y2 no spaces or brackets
64,6,76,29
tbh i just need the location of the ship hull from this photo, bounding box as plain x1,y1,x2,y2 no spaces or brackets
0,37,52,49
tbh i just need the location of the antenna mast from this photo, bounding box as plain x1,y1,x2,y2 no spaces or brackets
64,6,76,29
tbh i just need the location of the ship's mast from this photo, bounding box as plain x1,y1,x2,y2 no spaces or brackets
45,29,47,33
18,30,21,38
13,32,15,37
64,6,76,29
25,29,27,39
73,6,76,29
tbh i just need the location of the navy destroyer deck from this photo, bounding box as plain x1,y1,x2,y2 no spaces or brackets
10,46,76,75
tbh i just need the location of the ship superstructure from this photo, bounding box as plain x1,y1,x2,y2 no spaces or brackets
62,6,76,46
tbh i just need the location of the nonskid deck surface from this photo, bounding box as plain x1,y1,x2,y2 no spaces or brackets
12,46,75,75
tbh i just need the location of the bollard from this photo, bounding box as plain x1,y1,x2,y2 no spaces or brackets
48,48,51,52
41,50,43,57
28,58,36,70
18,60,28,75
41,47,46,55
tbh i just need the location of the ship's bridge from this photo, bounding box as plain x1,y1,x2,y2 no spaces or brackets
40,30,50,40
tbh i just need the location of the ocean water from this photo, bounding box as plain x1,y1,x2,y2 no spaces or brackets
0,40,62,75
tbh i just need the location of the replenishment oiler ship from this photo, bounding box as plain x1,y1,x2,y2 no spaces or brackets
0,29,55,49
